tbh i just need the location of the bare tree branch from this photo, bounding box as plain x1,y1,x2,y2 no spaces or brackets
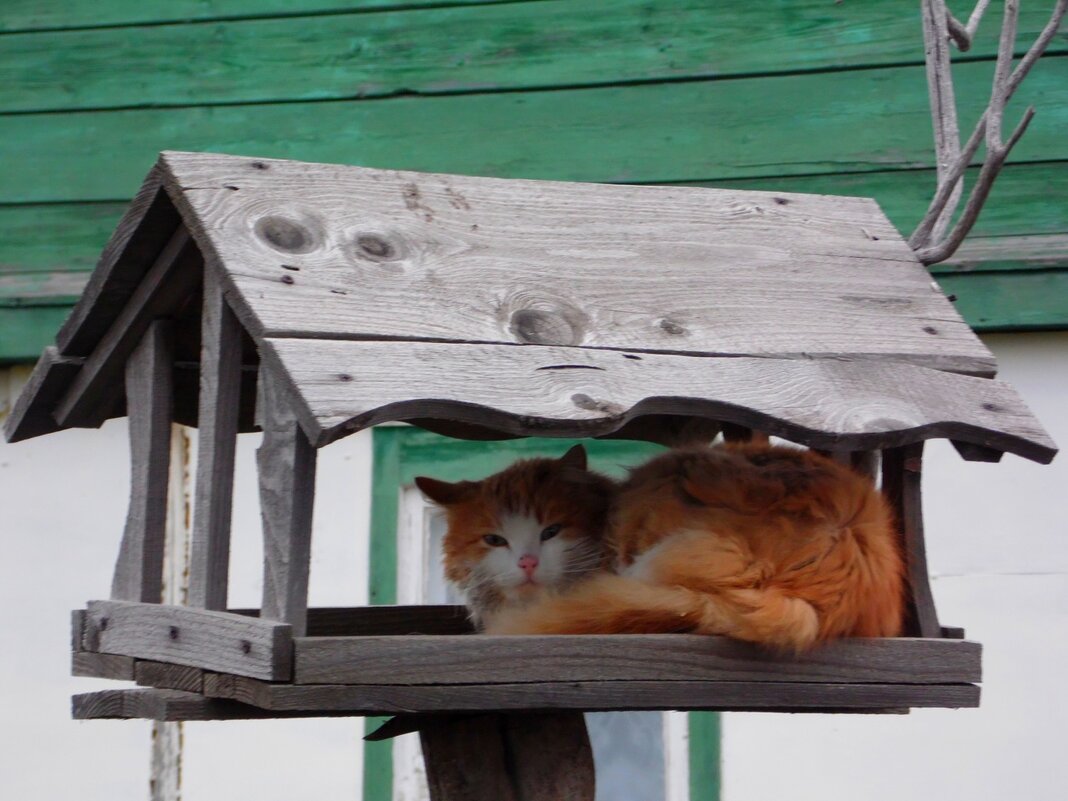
946,0,994,50
909,0,1067,265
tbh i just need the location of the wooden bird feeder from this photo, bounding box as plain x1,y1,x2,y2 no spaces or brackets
6,151,1057,799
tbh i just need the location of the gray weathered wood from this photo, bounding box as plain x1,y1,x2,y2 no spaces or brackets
56,165,181,356
111,321,173,603
135,661,204,693
261,338,1056,463
419,713,594,801
2,347,83,443
256,367,317,634
187,265,243,611
71,689,333,722
53,228,199,428
293,634,980,686
83,600,292,680
204,674,980,713
72,652,136,680
882,444,942,638
160,151,994,375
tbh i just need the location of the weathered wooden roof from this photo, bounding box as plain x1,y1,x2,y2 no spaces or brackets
3,151,1057,463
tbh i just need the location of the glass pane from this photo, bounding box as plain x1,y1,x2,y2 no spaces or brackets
587,711,666,801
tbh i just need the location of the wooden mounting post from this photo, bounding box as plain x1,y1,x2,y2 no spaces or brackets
110,320,173,602
257,366,317,635
188,265,243,610
882,443,941,638
419,712,594,801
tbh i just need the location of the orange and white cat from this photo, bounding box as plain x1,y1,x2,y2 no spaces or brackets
417,442,905,650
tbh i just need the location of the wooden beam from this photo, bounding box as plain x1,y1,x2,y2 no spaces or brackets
72,652,136,681
135,661,205,693
882,444,942,638
293,634,980,686
83,600,292,681
419,713,594,801
204,674,981,714
256,367,317,634
71,689,329,722
110,321,173,603
53,228,199,428
261,338,1056,463
2,346,83,443
187,265,243,611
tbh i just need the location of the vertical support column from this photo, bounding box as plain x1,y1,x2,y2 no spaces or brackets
111,320,173,603
257,366,317,635
188,266,242,610
420,713,594,801
882,442,941,638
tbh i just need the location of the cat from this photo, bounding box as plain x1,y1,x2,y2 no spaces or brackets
414,445,615,629
417,442,905,650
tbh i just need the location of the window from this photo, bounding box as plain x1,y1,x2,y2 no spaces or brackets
362,426,720,801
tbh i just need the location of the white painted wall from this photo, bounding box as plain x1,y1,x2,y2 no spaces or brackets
0,377,373,800
1,331,1064,800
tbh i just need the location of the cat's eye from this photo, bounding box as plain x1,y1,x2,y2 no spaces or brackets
540,524,563,541
483,534,508,547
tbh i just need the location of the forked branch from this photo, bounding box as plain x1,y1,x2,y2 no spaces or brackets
909,0,1067,265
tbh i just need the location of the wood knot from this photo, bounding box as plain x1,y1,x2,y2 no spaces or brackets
255,215,318,253
355,234,397,261
240,640,252,655
168,626,179,640
773,197,790,205
249,161,269,170
510,309,584,346
922,325,939,335
99,617,109,630
659,318,688,336
982,402,1002,412
338,373,354,382
571,393,624,416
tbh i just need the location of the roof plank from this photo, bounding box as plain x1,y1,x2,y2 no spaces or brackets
261,338,1055,463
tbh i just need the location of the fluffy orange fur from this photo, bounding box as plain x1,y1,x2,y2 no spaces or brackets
421,443,905,650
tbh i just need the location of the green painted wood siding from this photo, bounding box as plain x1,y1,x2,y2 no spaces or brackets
1,0,1065,361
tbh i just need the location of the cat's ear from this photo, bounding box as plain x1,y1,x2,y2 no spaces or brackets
414,476,473,505
558,444,587,471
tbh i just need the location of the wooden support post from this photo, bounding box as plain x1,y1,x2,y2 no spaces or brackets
419,713,594,801
256,367,317,635
111,321,173,603
188,266,243,610
882,443,941,638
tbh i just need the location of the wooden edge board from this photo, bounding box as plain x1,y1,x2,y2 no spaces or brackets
134,660,204,693
56,165,179,355
84,600,293,681
72,652,136,681
204,674,980,713
260,339,1055,463
71,689,357,721
3,347,84,443
293,635,982,686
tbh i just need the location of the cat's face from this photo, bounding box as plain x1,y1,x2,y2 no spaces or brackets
415,445,614,616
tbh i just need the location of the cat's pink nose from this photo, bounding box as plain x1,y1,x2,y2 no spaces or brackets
518,554,539,577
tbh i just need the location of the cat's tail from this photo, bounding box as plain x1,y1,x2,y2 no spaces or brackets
484,575,819,651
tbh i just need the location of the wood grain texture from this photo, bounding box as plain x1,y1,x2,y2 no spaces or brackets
6,1,1058,113
70,688,332,721
2,346,83,442
53,229,199,427
72,651,136,680
84,600,293,680
110,321,173,602
419,713,594,801
293,634,981,686
55,168,180,355
256,367,317,634
134,660,204,693
187,264,242,610
204,674,981,713
1,0,523,33
6,58,1065,205
882,444,942,639
261,339,1055,463
158,152,1000,376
